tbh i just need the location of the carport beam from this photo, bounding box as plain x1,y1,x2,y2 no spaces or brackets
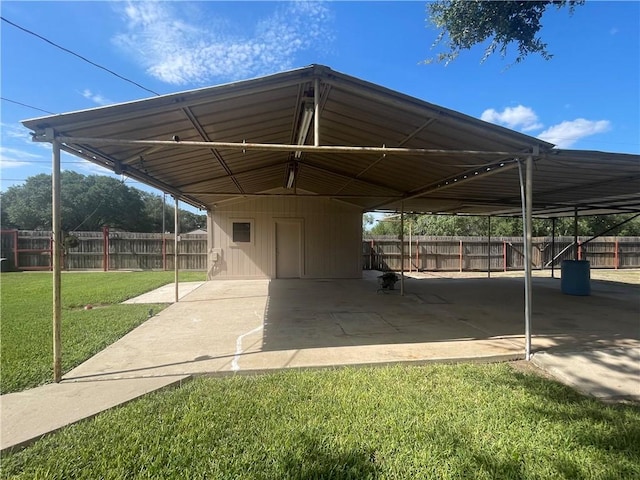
52,138,62,383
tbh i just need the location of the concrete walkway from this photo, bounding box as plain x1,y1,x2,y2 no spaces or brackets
2,272,638,452
532,347,640,402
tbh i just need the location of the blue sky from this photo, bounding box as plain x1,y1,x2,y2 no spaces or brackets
1,1,638,212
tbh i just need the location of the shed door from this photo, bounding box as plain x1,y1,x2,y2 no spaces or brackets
276,220,302,278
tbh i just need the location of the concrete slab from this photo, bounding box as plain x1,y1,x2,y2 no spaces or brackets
63,274,527,383
2,271,638,452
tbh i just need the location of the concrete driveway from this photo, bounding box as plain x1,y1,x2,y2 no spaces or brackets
64,271,639,402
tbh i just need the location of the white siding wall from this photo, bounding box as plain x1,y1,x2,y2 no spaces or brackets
207,197,362,279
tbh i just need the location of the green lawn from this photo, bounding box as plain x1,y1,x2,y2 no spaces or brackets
1,364,638,479
0,271,205,393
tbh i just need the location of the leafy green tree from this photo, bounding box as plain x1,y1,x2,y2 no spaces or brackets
366,212,639,238
1,174,51,230
2,173,147,232
426,0,584,65
1,173,209,233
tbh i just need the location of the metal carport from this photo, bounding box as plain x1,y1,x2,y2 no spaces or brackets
21,64,640,381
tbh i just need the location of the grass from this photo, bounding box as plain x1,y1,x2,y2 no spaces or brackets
1,363,638,479
0,271,205,393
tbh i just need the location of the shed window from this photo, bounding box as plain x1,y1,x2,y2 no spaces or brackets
232,222,252,243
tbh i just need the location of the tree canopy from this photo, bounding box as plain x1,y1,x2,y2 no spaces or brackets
0,172,206,233
366,213,640,238
426,0,584,65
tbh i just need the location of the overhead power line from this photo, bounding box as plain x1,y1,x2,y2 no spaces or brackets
1,16,160,97
1,97,56,115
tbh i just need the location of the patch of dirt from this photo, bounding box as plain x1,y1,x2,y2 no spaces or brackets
509,359,556,381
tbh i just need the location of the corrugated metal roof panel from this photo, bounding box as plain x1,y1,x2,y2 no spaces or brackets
21,65,638,217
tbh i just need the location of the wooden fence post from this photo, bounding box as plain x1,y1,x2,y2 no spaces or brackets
162,235,167,271
503,241,507,272
102,226,109,272
13,230,19,269
459,240,463,273
370,239,374,270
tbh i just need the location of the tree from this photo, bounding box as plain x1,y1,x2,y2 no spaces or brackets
0,172,209,233
2,173,149,232
365,212,640,238
426,0,584,65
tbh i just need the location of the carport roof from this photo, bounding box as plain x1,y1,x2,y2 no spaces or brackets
22,64,639,217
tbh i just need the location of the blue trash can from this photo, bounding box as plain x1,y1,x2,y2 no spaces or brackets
561,260,591,296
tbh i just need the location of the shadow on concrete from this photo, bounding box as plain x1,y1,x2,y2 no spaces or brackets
65,354,236,382
261,273,639,353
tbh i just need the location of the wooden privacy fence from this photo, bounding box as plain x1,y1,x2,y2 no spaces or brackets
0,229,207,271
362,236,640,272
2,230,639,273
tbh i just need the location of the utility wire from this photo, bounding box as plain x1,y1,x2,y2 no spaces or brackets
0,97,55,115
1,16,160,97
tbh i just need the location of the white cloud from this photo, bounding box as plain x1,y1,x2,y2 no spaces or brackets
480,106,613,148
0,146,43,168
480,105,543,131
537,119,611,148
2,122,32,141
81,89,112,106
112,0,333,85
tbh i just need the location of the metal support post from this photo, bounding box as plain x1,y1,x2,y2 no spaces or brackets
314,77,320,147
408,222,412,273
400,203,405,296
174,196,179,303
52,138,62,382
487,216,491,278
525,154,533,360
573,208,579,261
518,155,534,361
551,217,556,278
